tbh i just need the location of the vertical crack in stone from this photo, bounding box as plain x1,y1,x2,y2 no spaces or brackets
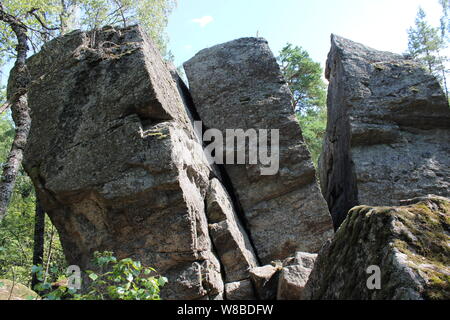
184,37,333,264
319,34,450,231
170,65,261,261
319,36,359,230
19,26,228,300
171,66,260,294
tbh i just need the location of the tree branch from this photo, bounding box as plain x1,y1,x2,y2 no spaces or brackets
0,3,32,221
0,99,11,115
27,8,59,32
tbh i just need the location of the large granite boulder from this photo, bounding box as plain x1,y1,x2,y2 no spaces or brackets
249,265,280,300
206,178,258,282
277,252,317,300
12,26,258,299
0,280,40,300
225,280,256,300
320,35,450,229
303,195,450,300
184,38,333,264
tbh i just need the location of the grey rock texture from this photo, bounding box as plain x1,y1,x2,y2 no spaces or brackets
283,251,317,269
276,252,317,300
184,37,333,264
303,195,450,300
15,26,258,300
206,178,258,282
320,35,450,229
249,265,280,300
225,280,256,300
277,265,312,300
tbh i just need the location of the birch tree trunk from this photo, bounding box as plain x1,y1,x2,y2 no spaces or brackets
0,3,31,221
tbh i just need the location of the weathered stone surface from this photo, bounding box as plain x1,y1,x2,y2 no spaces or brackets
277,252,316,300
184,37,333,264
249,265,280,300
277,265,311,300
320,35,450,229
207,178,258,282
303,195,450,300
14,25,257,300
0,280,40,300
168,62,259,286
294,252,317,269
225,280,256,300
283,252,317,269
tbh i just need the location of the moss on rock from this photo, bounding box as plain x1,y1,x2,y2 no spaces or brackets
303,195,450,300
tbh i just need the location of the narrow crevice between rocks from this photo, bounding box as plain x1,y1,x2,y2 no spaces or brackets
213,164,262,267
320,50,359,231
173,70,262,266
203,197,228,300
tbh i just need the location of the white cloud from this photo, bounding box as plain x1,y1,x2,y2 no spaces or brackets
192,16,214,28
184,44,193,50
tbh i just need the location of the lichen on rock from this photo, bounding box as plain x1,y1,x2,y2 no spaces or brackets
303,195,450,300
319,35,450,230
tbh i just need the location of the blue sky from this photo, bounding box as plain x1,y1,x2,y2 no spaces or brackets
167,0,445,69
0,0,445,87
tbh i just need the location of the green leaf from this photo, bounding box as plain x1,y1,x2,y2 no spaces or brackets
126,273,134,282
31,265,42,273
157,276,168,287
88,273,98,281
132,261,141,269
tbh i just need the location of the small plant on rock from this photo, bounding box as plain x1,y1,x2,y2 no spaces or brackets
33,251,167,300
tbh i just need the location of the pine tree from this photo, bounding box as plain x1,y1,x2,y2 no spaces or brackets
278,44,327,165
439,0,449,40
407,7,449,98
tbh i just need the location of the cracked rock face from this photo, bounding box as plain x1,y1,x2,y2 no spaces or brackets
225,280,255,300
206,178,258,282
184,38,333,264
303,195,450,300
319,35,450,230
16,26,260,299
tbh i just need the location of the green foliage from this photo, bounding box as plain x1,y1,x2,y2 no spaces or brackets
79,251,167,300
407,7,445,71
278,44,327,166
0,114,14,160
278,43,326,112
1,0,175,296
296,108,327,166
0,0,62,60
407,6,449,98
34,251,167,300
129,0,176,56
0,115,66,286
0,0,177,66
0,85,5,104
439,0,450,41
79,0,177,53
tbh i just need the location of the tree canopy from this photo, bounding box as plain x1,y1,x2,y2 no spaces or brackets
0,0,177,221
278,44,327,166
278,43,326,112
0,0,177,66
0,0,177,296
407,6,449,98
439,0,449,40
